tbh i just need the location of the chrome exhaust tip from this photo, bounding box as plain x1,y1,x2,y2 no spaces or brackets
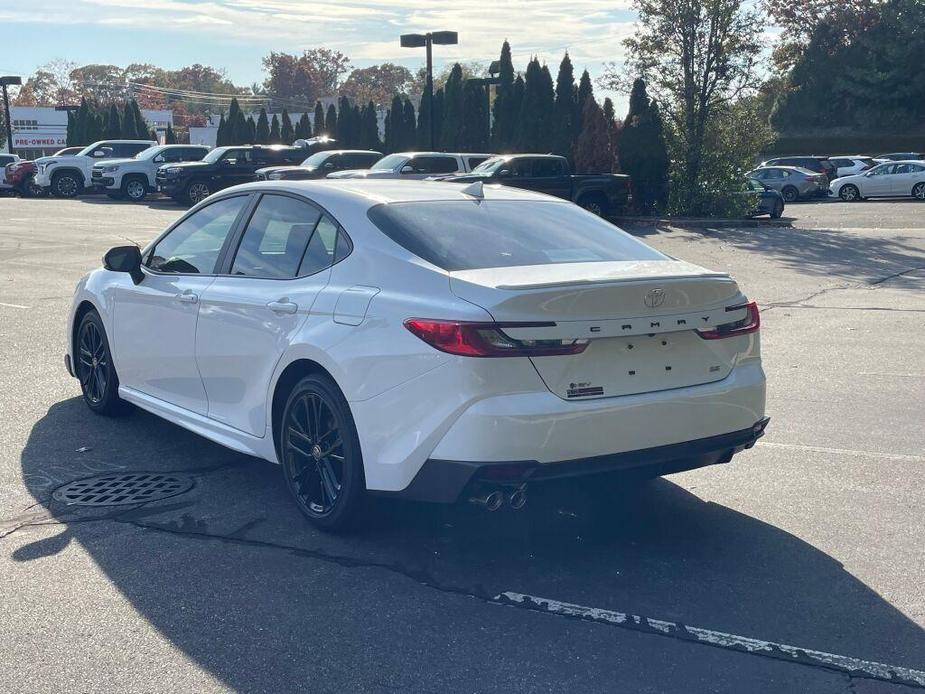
508,487,527,510
469,490,505,512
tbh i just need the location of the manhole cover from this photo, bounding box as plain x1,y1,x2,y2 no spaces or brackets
52,472,194,507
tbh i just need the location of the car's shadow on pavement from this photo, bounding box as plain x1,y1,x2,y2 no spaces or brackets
76,194,187,210
15,398,925,690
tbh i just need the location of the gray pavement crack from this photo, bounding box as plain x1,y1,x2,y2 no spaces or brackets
5,511,919,690
763,264,925,313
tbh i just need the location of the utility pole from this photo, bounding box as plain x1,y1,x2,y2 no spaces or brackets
1,76,23,155
400,31,458,151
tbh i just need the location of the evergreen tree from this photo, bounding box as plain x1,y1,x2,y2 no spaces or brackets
385,95,402,152
66,111,77,146
216,114,228,147
104,103,122,139
338,97,355,147
602,97,620,171
360,101,381,150
432,88,445,151
246,116,257,143
517,58,555,152
619,78,668,213
325,104,338,139
313,101,326,136
573,97,612,173
121,102,137,139
256,108,270,144
269,114,281,143
401,98,417,151
130,101,148,142
460,82,489,152
575,69,594,135
72,98,90,145
296,112,311,140
86,110,103,144
509,75,525,151
490,40,517,152
440,64,465,151
553,52,577,158
281,109,294,144
165,123,177,144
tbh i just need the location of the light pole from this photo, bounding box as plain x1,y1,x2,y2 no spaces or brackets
400,31,458,150
1,76,23,155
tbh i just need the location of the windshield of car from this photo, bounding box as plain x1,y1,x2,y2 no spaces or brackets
370,154,407,171
202,147,231,164
300,151,331,168
368,200,666,271
135,146,166,160
471,157,507,173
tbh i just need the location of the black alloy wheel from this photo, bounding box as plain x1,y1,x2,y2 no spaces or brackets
75,311,124,415
913,182,925,200
781,185,799,203
771,199,784,218
53,172,81,198
280,374,365,531
186,181,211,205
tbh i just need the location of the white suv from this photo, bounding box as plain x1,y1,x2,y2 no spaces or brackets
34,140,156,198
328,152,492,180
91,144,208,202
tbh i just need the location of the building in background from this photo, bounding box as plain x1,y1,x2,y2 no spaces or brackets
7,106,173,159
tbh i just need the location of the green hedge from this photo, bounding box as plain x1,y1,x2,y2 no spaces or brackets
763,133,925,157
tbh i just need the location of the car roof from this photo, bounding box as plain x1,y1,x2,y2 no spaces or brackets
226,178,562,209
754,165,814,173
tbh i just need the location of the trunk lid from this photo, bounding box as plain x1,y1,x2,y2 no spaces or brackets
450,260,749,401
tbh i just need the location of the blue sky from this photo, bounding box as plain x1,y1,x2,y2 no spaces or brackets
1,0,639,113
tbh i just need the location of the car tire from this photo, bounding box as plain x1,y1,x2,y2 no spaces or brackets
20,175,47,198
781,186,799,203
771,199,784,218
185,180,211,205
52,171,82,198
279,373,366,532
578,195,609,217
75,310,126,416
839,184,861,202
122,176,148,202
913,182,925,200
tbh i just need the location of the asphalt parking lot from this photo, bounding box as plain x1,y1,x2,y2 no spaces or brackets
1,194,924,693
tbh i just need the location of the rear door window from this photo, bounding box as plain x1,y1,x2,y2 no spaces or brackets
230,194,322,278
533,158,566,177
410,156,459,174
368,200,665,271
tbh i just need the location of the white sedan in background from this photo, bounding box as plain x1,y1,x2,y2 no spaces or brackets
830,160,925,201
66,179,768,530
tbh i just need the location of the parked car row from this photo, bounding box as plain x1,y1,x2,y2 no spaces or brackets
3,139,633,216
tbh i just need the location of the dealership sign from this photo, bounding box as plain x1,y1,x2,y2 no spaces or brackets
13,133,68,147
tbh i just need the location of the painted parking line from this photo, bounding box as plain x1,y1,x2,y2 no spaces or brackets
0,302,30,309
757,441,925,463
494,592,925,688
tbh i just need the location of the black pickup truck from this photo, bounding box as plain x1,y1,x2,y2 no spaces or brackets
438,154,631,216
156,145,307,205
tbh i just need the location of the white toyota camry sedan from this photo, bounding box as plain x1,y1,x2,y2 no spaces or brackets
66,179,768,530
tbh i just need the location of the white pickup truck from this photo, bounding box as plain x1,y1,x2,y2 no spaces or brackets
34,140,156,198
327,151,492,180
91,144,209,202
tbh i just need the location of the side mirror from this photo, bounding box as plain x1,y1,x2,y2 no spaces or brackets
153,155,165,163
92,150,107,158
400,165,415,174
497,169,512,178
104,245,144,285
323,161,335,169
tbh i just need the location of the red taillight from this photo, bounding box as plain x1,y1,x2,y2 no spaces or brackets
697,302,760,340
403,319,589,357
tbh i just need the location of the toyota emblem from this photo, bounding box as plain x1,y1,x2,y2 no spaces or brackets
644,288,666,308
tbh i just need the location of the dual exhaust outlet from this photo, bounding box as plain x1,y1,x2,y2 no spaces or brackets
469,485,527,512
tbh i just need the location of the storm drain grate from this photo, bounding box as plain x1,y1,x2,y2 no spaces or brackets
52,472,194,507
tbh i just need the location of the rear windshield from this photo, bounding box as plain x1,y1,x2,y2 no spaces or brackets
367,200,666,271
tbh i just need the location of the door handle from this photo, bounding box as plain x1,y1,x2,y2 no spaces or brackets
267,299,298,314
176,292,199,304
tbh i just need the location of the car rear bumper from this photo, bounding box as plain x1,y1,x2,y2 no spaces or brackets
356,358,766,500
397,416,770,503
